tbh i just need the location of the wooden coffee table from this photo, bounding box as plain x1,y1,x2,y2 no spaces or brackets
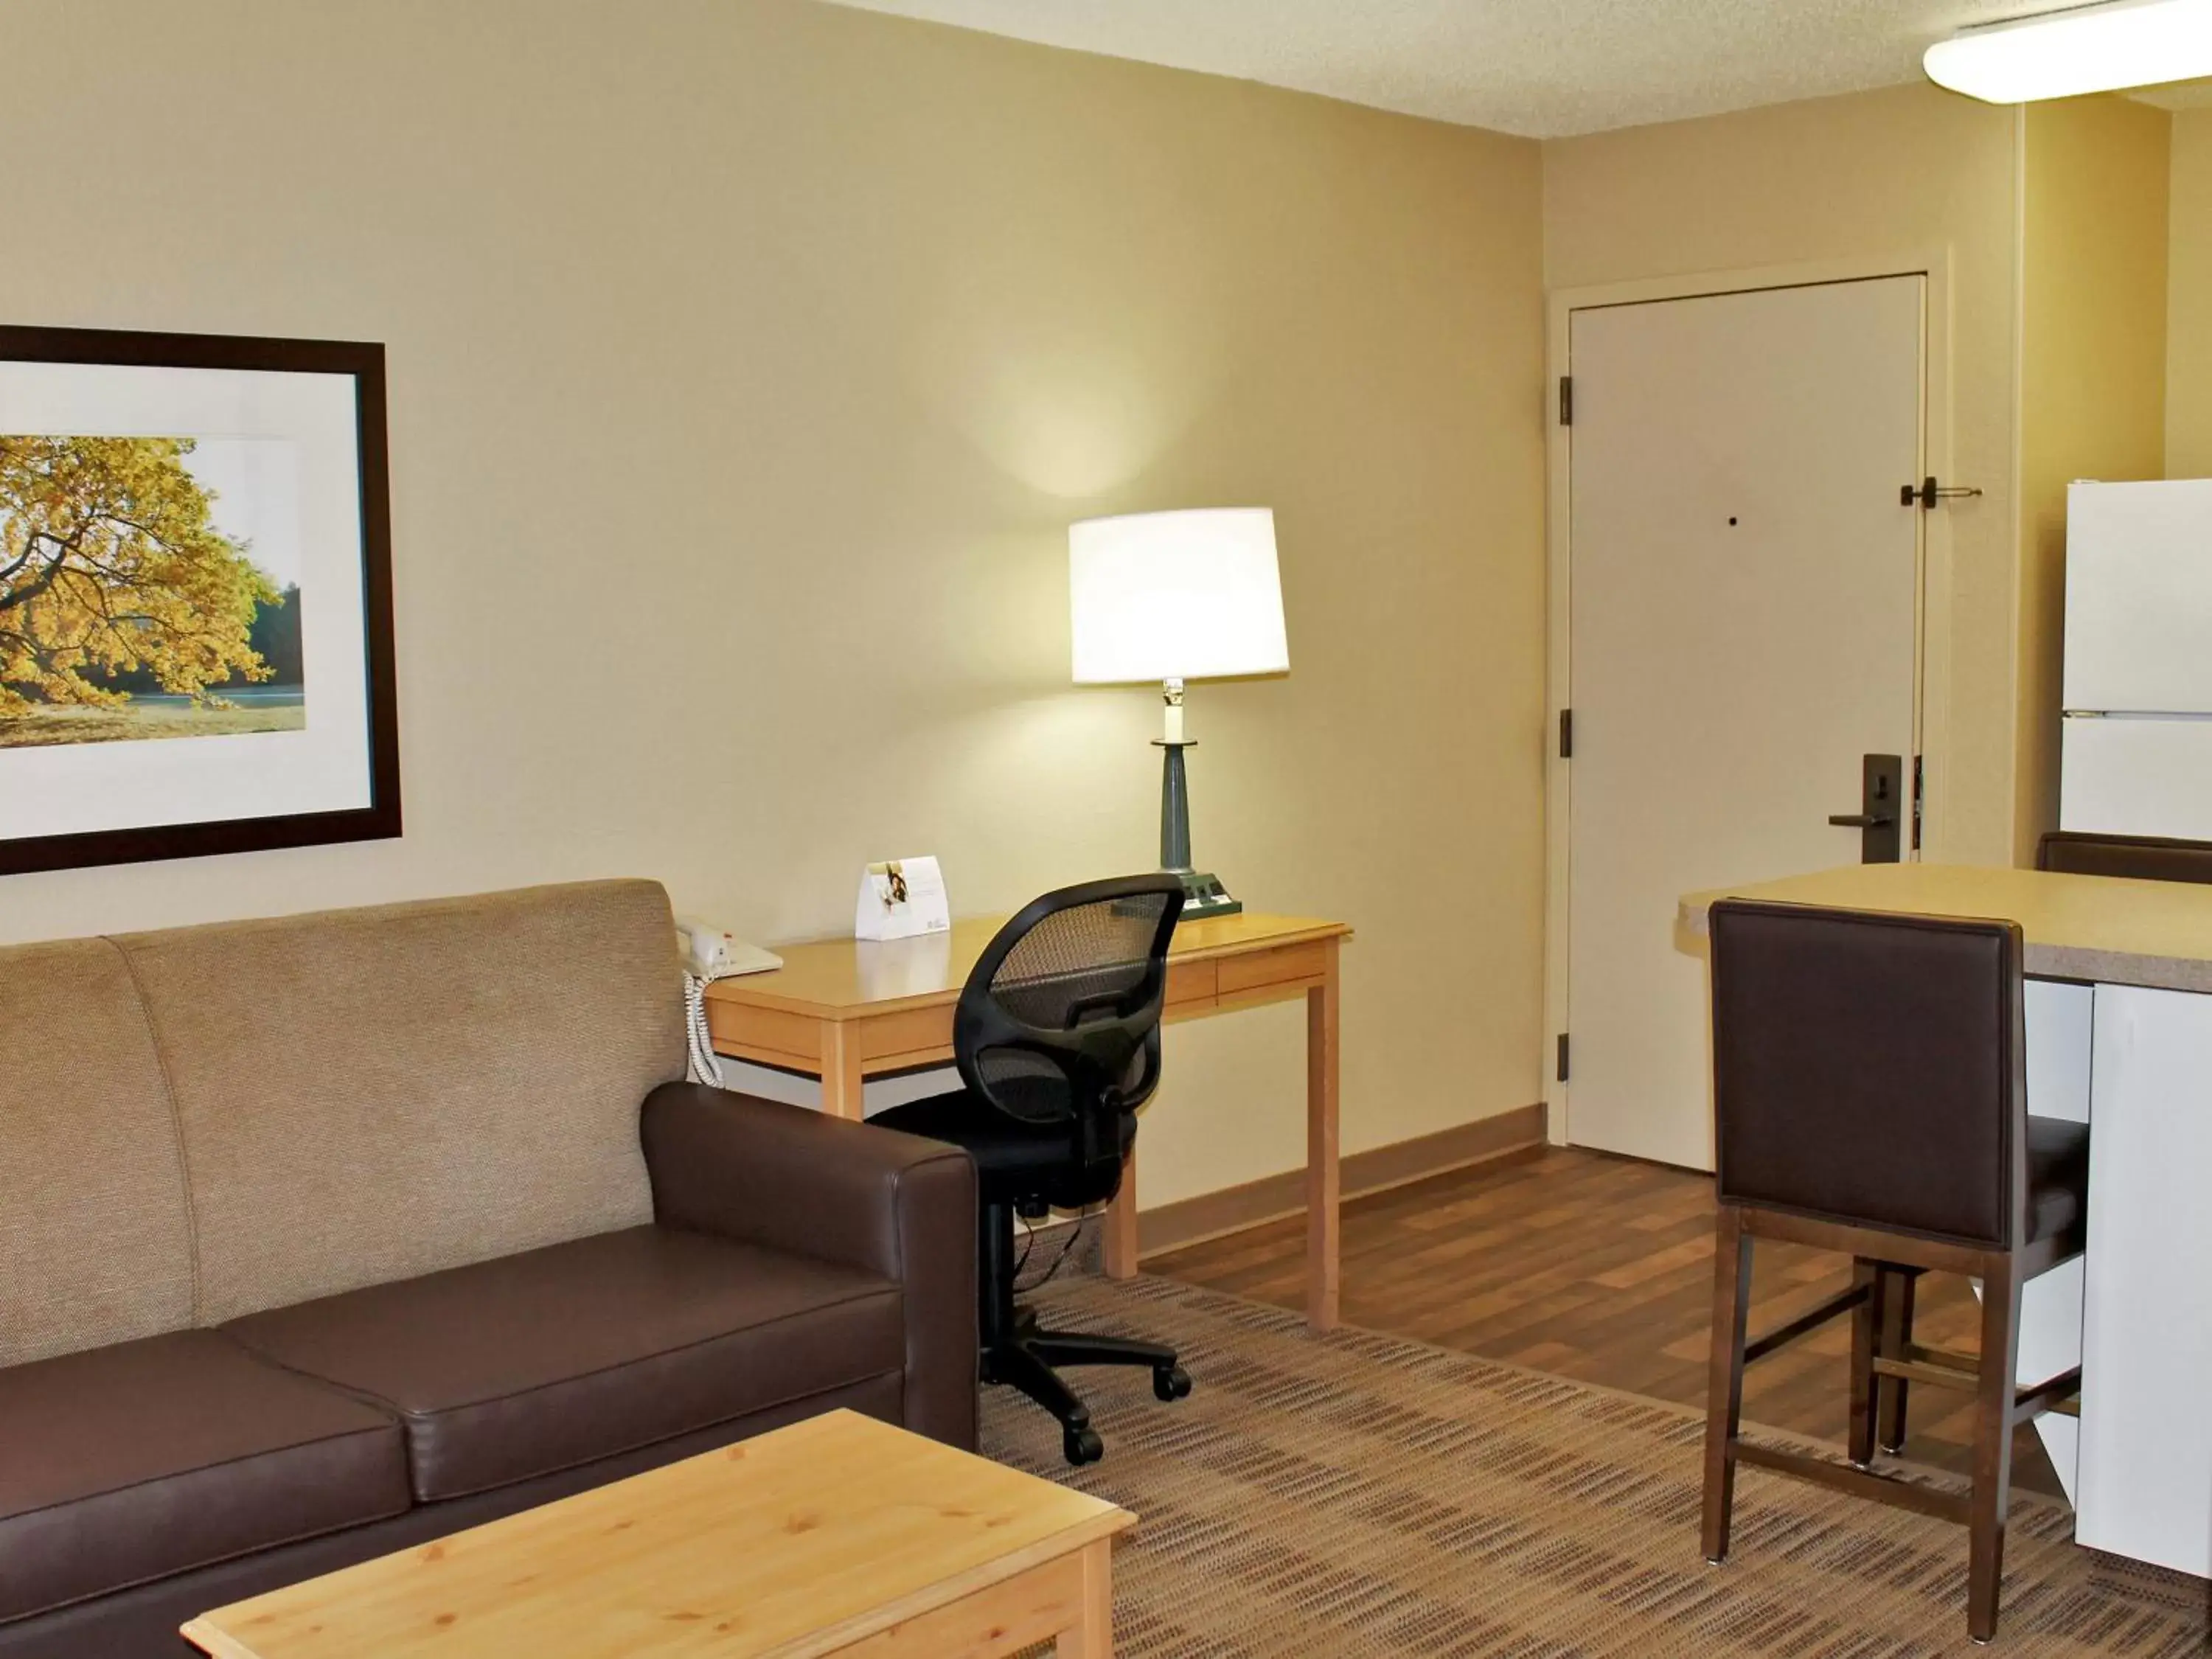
181,1410,1134,1658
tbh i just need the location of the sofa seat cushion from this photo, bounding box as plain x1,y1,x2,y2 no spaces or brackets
0,1330,409,1626
220,1224,908,1502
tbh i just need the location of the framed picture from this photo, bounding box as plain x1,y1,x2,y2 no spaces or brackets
0,326,398,876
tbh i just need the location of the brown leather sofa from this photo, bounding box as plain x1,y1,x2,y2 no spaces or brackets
0,881,978,1658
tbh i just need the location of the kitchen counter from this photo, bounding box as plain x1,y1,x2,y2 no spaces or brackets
1678,861,2212,993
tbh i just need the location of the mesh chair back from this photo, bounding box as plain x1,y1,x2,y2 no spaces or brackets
954,876,1184,1147
1709,900,2027,1248
2037,830,2212,884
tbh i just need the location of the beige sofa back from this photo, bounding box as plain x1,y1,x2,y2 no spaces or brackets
0,939,197,1368
0,880,685,1366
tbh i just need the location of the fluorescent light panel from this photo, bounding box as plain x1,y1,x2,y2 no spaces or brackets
1925,0,2212,102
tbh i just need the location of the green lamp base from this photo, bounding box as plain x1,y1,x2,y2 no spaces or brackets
1173,869,1242,919
1159,739,1248,925
1154,689,1243,920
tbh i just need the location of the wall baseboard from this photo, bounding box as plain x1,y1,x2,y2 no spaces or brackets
1136,1101,1548,1260
1011,1103,1548,1283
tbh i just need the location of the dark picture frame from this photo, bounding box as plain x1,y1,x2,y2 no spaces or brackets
0,326,399,876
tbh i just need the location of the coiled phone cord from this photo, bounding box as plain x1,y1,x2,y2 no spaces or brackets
684,974,724,1087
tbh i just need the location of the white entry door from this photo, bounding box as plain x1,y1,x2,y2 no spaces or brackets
1564,276,1924,1169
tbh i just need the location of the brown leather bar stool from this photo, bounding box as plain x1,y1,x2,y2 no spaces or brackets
1700,900,2090,1646
2037,828,2212,883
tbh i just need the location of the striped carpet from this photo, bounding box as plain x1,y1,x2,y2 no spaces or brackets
978,1275,2208,1657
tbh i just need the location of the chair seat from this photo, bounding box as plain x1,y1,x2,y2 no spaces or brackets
2025,1114,2090,1245
874,1090,1134,1209
222,1224,905,1502
0,1330,409,1627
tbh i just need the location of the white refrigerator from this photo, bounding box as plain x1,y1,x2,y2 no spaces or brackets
2060,479,2212,836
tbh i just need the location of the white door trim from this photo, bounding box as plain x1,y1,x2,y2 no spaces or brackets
1541,252,1951,1147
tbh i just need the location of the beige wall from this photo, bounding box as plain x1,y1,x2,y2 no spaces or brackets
1543,84,2024,866
0,0,1548,1208
2172,109,2212,480
2016,97,2169,860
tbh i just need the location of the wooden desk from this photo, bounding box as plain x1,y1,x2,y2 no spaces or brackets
183,1409,1134,1659
704,912,1352,1331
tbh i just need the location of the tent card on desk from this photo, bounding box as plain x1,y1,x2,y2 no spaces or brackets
855,857,950,942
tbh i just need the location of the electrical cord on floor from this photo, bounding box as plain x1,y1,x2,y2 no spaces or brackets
1013,1206,1095,1295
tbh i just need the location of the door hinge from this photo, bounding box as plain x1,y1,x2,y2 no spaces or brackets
1901,476,1983,509
1558,708,1573,759
1558,375,1573,426
1911,754,1924,852
1556,1032,1571,1083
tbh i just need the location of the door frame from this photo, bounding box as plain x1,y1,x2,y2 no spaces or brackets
1541,252,1952,1147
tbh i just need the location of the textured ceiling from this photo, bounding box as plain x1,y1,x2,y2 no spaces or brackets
818,0,2155,138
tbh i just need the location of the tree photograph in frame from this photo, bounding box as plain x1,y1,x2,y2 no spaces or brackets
0,328,397,875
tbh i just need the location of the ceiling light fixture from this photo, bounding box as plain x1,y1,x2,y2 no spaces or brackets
1924,0,2212,103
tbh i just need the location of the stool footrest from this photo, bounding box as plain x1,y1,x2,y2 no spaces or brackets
1733,1440,1972,1526
1743,1283,1870,1366
2011,1366,2081,1424
1900,1340,1979,1377
1871,1353,1980,1394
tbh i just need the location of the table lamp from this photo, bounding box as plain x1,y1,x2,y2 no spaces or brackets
1069,507,1289,919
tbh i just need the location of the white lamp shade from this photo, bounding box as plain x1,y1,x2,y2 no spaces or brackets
1924,0,2212,103
1069,508,1290,685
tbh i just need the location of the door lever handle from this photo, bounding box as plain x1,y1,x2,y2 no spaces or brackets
1835,754,1904,863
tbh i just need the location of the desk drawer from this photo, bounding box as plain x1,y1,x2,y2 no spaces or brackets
1165,959,1217,1007
860,1006,956,1065
1219,940,1329,997
708,1004,821,1068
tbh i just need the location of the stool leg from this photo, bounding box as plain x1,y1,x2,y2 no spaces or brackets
1968,1254,2021,1645
1877,1265,1918,1455
1848,1259,1880,1467
1701,1204,1753,1565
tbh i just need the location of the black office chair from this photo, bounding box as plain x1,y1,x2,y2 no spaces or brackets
873,874,1192,1466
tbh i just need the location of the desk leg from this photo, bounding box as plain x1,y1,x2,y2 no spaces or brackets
1102,1150,1138,1280
819,1021,866,1121
1054,1538,1115,1658
1306,939,1341,1332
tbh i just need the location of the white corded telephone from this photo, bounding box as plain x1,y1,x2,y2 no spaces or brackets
678,921,783,1086
680,922,784,980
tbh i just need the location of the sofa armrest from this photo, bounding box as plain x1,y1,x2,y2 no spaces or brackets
639,1082,978,1448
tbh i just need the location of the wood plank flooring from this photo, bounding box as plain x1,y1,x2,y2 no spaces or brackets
1149,1144,2065,1499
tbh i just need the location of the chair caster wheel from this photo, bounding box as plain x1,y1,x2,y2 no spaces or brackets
1064,1426,1105,1466
1153,1364,1192,1402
